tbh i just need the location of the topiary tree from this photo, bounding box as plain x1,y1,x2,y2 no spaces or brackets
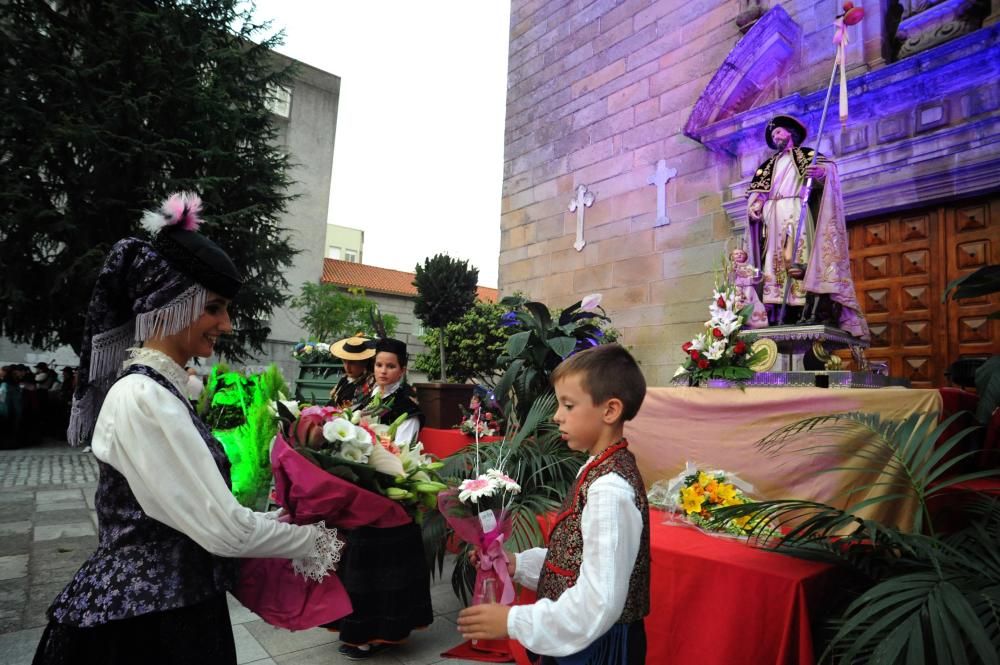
412,254,479,382
413,300,514,384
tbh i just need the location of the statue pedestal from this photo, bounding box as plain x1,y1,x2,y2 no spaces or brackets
738,323,868,356
736,325,908,388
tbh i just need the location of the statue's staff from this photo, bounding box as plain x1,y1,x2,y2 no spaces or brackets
778,2,865,324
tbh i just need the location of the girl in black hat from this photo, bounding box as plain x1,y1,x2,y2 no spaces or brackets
329,336,432,660
33,194,344,665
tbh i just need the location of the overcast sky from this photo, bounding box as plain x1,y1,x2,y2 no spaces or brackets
248,1,511,288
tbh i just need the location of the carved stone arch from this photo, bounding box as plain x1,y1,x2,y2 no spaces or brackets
684,5,802,154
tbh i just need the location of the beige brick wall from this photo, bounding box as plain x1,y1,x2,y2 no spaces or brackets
499,0,865,386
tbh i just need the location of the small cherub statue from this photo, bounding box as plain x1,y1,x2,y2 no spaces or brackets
730,243,769,329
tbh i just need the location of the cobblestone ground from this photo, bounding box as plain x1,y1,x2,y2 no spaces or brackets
0,449,99,487
0,442,479,665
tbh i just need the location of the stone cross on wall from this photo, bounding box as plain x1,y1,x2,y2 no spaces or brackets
568,184,595,252
647,159,677,227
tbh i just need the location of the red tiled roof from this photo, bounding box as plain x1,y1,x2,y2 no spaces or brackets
321,259,498,302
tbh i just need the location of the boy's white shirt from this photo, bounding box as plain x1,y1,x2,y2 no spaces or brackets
507,458,643,657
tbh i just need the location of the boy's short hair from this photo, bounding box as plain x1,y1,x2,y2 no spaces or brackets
551,344,646,421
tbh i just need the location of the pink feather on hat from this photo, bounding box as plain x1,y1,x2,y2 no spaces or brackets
140,192,203,234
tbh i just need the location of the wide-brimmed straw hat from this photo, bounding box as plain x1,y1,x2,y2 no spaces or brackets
331,335,376,361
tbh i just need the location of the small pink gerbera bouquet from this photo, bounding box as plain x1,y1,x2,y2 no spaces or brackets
438,466,521,607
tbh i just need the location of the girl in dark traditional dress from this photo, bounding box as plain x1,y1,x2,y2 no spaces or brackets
329,337,433,660
32,193,343,665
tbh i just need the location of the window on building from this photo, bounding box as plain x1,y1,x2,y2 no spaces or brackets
344,249,358,263
327,246,342,260
267,84,292,118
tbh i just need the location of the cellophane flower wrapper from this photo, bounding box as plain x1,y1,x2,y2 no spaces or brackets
648,461,760,538
437,490,516,607
233,433,411,630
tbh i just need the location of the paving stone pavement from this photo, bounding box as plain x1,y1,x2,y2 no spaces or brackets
0,442,484,665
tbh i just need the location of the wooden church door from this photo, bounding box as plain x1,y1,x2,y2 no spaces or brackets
845,194,1000,388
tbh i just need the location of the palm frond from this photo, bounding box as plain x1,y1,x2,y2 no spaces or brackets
753,410,997,536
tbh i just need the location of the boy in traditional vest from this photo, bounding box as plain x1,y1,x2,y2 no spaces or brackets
457,343,650,665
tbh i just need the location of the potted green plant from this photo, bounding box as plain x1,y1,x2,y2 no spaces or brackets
412,254,479,428
494,293,617,422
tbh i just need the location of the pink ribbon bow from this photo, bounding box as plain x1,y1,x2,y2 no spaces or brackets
479,528,516,605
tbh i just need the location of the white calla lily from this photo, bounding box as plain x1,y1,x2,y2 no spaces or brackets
369,443,405,476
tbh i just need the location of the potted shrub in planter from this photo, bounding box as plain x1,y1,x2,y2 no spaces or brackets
412,254,479,428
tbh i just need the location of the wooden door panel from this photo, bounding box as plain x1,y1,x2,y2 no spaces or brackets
841,194,1000,387
945,199,1000,365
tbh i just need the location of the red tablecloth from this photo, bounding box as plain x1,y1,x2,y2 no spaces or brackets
646,516,837,665
420,427,503,459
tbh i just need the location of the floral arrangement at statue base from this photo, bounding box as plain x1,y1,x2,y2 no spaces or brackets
673,277,765,386
438,467,522,610
647,461,763,537
456,385,504,437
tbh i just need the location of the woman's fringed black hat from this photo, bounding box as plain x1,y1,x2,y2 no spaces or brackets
68,192,242,447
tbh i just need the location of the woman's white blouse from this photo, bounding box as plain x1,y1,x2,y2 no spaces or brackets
506,469,643,657
91,349,340,578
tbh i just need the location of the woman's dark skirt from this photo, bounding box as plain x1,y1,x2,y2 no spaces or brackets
325,521,433,645
32,594,236,665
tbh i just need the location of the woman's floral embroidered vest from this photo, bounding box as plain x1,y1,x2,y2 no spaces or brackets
47,364,239,627
536,440,650,623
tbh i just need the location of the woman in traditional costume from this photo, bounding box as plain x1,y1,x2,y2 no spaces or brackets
32,193,343,665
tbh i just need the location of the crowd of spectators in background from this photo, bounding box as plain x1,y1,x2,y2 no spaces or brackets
0,361,76,449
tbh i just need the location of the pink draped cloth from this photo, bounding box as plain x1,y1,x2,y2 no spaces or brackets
233,434,411,630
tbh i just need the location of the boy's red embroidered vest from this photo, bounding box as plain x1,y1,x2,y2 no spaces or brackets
536,440,650,623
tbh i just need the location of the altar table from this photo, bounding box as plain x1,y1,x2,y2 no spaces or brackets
420,427,503,459
645,517,837,665
625,387,942,530
505,517,837,665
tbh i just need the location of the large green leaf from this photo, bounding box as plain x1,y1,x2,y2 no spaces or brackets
546,336,577,359
942,265,1000,302
976,355,1000,424
523,301,552,332
505,331,531,358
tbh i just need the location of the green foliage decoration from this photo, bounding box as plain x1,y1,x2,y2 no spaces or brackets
200,363,288,510
494,294,615,422
942,263,1000,425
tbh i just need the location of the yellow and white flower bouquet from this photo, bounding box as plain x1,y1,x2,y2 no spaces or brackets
648,461,760,536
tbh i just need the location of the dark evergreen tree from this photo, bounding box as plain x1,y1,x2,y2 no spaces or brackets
0,0,298,361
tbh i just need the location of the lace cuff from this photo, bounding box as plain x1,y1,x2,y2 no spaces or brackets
292,521,345,582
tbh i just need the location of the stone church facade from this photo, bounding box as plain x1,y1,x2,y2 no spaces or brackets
499,0,1000,387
